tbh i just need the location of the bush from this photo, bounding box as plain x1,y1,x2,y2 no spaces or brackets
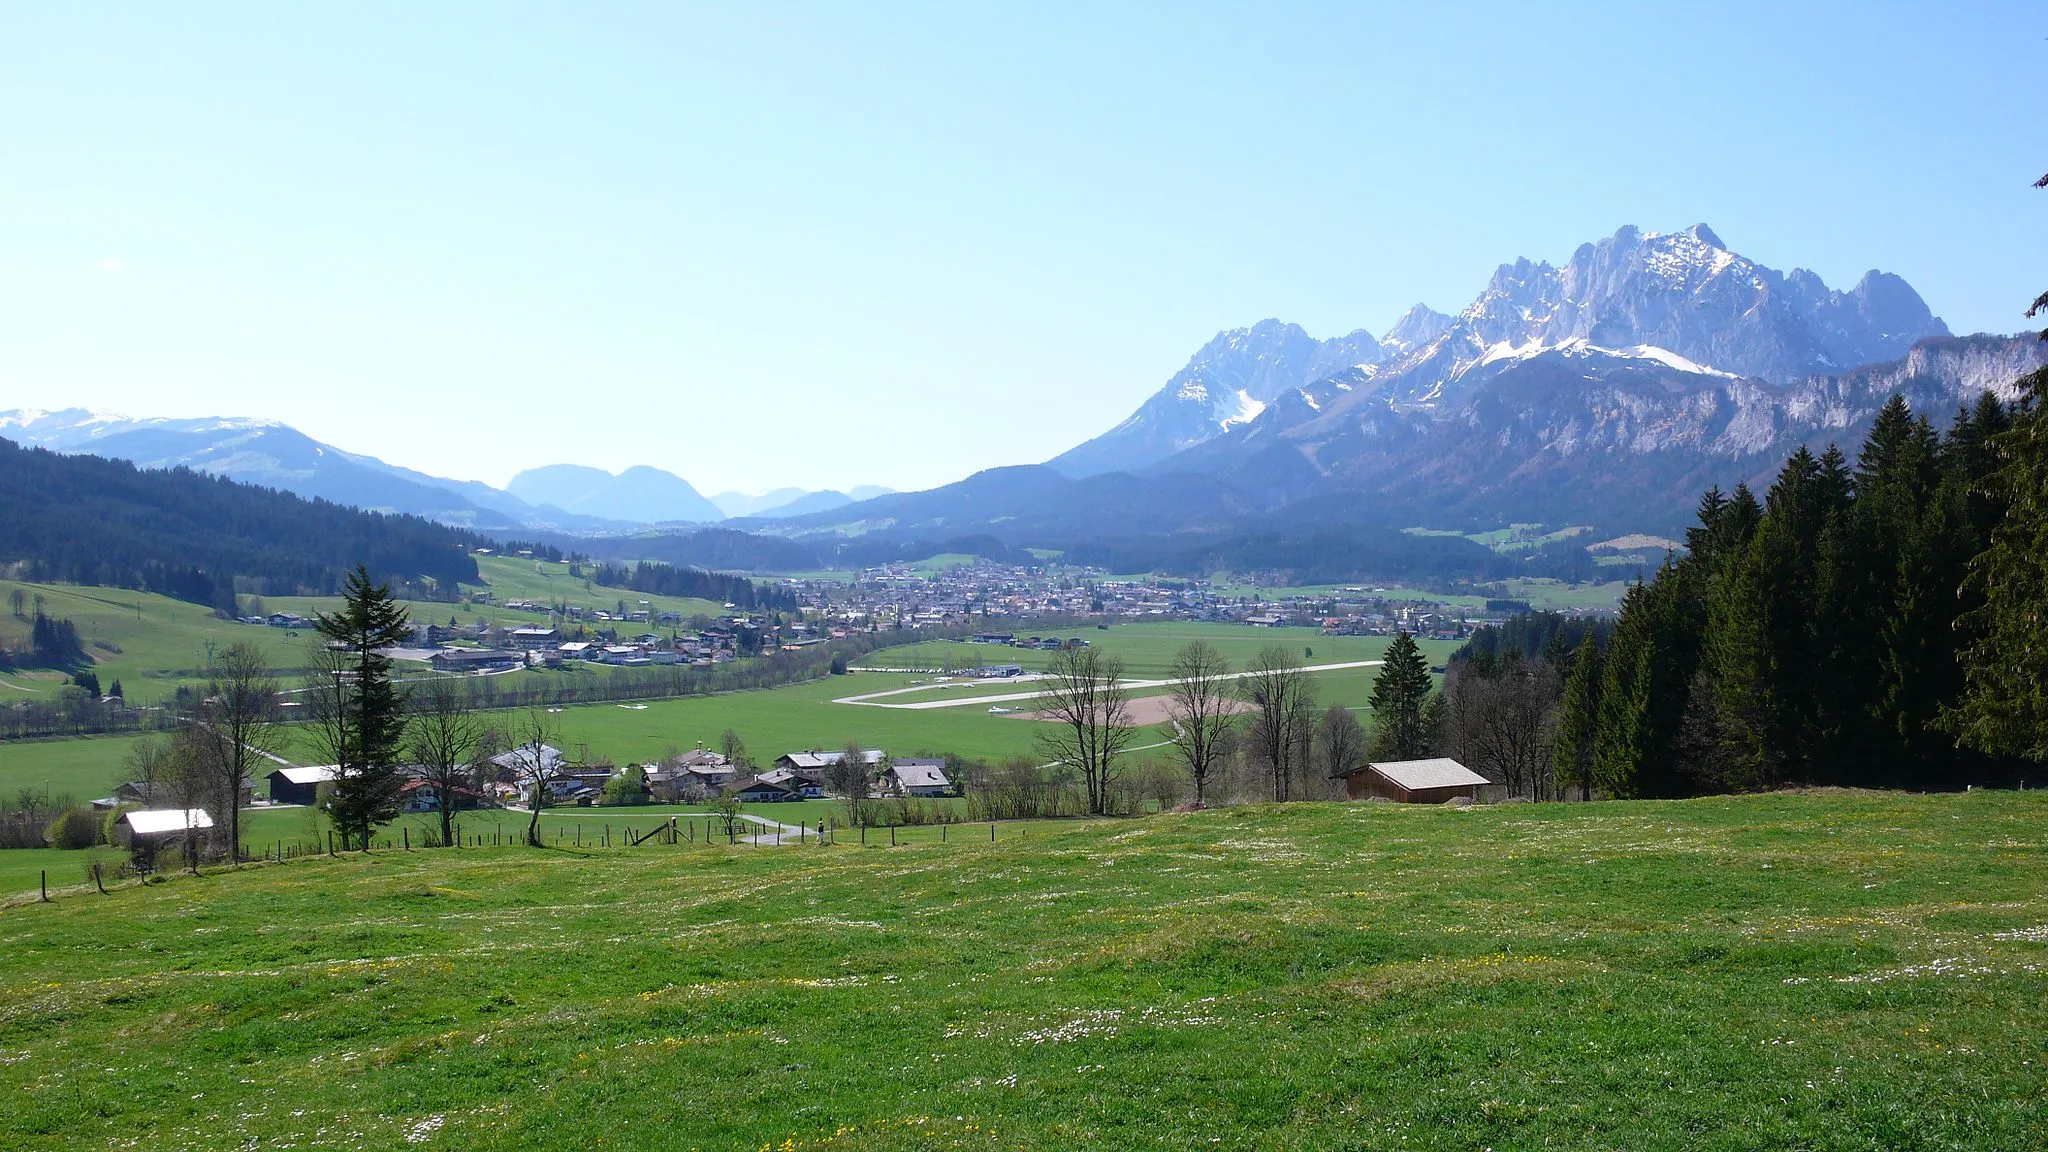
99,804,139,847
45,805,100,850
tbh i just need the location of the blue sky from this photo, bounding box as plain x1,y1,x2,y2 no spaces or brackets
2,2,2043,494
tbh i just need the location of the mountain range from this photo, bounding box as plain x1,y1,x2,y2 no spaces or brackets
0,410,886,532
8,223,2040,569
1052,224,1953,478
751,223,2039,542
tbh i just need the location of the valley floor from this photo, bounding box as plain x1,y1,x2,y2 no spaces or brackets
3,790,2045,1149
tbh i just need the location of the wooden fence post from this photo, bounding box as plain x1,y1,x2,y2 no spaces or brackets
891,824,897,847
403,827,410,851
39,870,47,902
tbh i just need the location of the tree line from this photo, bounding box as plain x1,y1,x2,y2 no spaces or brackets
1007,633,1451,817
588,560,798,612
1544,380,2048,797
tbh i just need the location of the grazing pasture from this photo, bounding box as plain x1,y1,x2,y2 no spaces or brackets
1,789,2043,1149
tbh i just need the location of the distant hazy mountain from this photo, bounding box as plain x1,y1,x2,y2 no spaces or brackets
1053,224,1952,481
506,463,723,524
709,488,812,518
0,409,522,530
711,485,896,519
743,463,1268,541
0,409,649,533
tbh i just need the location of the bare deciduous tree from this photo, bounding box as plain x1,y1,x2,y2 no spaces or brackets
1315,704,1368,787
123,734,179,807
1239,645,1315,802
507,708,560,846
709,788,746,840
1444,654,1564,800
718,728,750,770
186,643,279,863
1166,641,1235,807
406,676,484,847
1034,645,1137,815
828,741,874,827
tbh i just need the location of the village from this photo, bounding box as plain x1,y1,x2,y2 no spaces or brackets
234,554,1514,685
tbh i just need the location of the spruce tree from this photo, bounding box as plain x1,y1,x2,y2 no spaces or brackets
1367,632,1435,761
312,565,414,849
1949,365,2048,761
1552,636,1602,800
1591,582,1656,798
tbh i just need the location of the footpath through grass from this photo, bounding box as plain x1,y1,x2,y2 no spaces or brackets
3,789,2047,1149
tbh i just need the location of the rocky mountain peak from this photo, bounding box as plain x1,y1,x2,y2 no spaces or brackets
1382,304,1453,355
1051,223,1953,479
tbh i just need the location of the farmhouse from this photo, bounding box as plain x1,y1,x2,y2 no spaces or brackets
756,766,824,798
773,748,885,783
1334,757,1490,803
730,775,799,803
882,758,954,798
267,765,340,806
398,779,490,813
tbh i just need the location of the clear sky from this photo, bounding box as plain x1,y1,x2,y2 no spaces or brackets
3,2,2043,495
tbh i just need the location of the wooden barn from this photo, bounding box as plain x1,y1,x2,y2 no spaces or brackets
1335,757,1490,804
267,765,338,806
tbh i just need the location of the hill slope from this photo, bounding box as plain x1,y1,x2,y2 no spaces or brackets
2,791,2043,1148
0,437,481,609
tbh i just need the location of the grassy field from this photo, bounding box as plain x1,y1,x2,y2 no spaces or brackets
2,789,2044,1148
0,558,732,712
0,580,320,705
856,622,1450,678
0,623,1450,807
1193,575,1628,612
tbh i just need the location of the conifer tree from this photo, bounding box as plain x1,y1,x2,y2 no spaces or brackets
1552,635,1602,800
1367,631,1436,761
309,565,414,849
1949,365,2048,761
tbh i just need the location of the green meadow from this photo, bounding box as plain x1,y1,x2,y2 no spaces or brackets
856,622,1451,678
0,580,316,705
3,623,1430,807
2,789,2044,1149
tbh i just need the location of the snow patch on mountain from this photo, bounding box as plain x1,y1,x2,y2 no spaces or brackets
1219,389,1266,429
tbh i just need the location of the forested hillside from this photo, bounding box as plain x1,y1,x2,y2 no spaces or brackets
1553,384,2037,794
0,438,483,611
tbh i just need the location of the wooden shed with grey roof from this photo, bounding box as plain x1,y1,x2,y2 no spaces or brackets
1335,757,1490,804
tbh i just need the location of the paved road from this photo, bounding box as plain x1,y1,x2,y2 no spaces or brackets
832,659,1385,711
